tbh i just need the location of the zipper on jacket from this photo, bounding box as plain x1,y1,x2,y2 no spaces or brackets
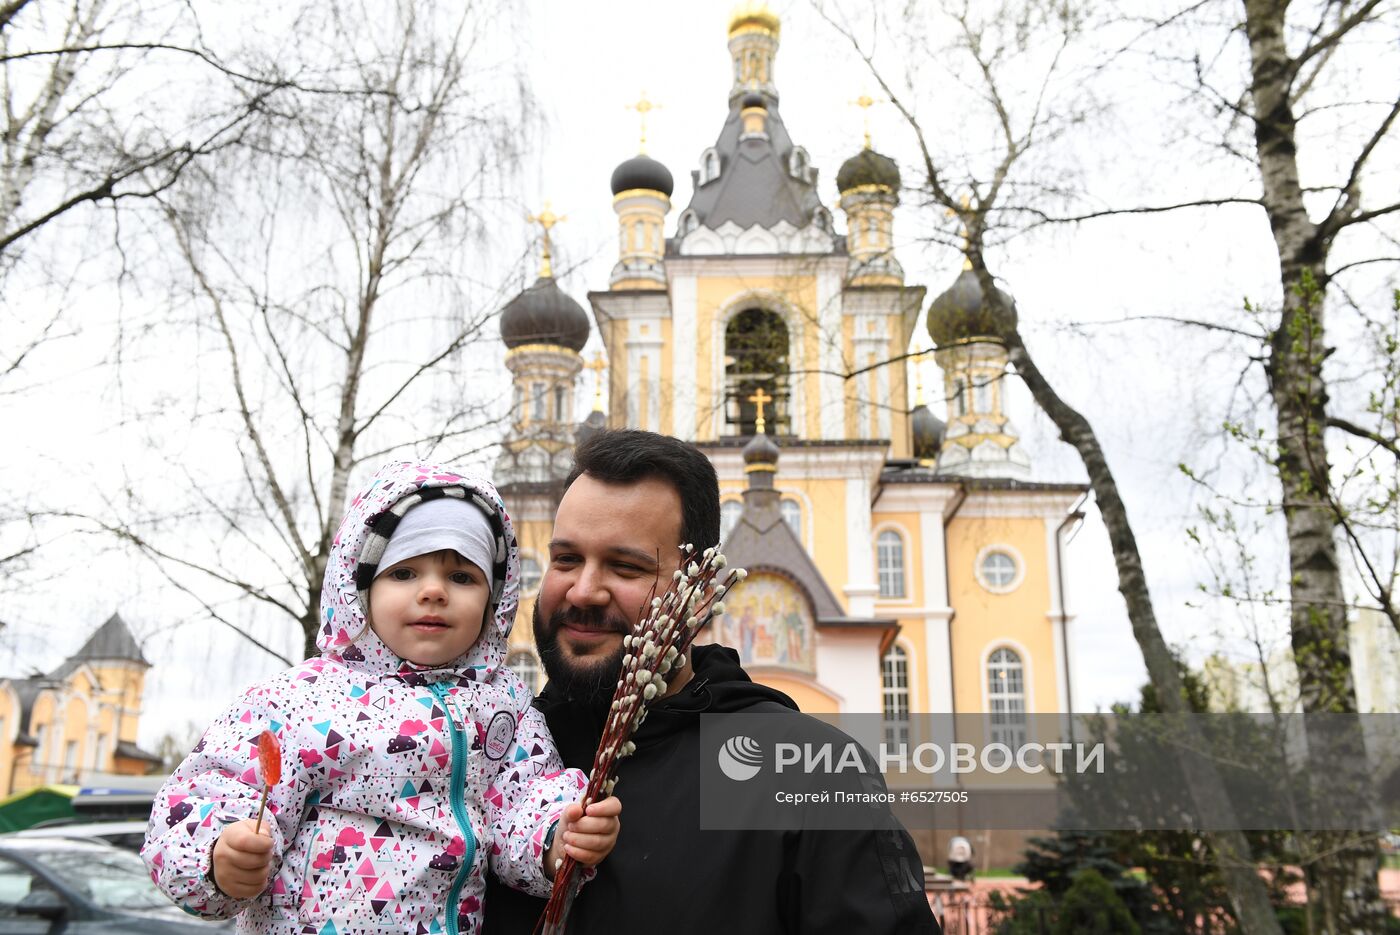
428,682,477,935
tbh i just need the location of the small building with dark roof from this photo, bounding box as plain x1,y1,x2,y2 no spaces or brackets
1,613,162,796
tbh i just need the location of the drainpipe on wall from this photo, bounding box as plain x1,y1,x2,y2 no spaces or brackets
942,483,968,840
1055,493,1089,741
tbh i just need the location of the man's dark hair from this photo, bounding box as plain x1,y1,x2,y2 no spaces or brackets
566,429,720,553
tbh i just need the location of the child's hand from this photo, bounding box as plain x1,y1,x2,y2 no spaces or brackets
545,796,621,876
211,818,275,898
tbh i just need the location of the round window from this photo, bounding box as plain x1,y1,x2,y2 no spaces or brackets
979,550,1018,591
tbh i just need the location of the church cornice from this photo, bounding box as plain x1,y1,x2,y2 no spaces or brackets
613,189,672,206
676,218,839,257
504,343,582,362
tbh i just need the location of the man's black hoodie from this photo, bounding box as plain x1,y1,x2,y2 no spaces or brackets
484,644,940,934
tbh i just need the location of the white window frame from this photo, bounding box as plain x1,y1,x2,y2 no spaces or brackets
518,552,543,595
530,382,546,422
882,644,911,749
720,499,743,543
985,646,1029,749
506,650,542,697
701,148,721,184
876,529,906,599
554,384,568,423
974,374,993,414
975,544,1025,594
779,498,802,540
31,724,46,774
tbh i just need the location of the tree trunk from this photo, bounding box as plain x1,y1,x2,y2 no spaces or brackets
972,263,1285,935
1242,2,1384,930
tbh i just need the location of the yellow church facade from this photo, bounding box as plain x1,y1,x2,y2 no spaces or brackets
0,613,161,797
494,6,1086,865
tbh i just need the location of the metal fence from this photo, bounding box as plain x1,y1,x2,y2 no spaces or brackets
929,890,1022,935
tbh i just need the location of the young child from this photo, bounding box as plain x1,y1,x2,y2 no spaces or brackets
142,461,618,933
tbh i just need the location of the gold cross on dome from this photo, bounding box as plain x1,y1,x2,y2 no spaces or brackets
526,202,567,278
586,352,607,411
850,93,881,150
626,92,662,154
748,386,773,435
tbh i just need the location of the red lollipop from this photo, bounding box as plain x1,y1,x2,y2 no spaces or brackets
254,730,281,833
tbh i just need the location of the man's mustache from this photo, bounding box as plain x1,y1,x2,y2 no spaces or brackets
548,605,631,635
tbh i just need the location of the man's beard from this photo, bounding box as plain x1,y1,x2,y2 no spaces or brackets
533,601,631,707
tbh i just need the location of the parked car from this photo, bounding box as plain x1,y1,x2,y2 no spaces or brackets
0,835,229,933
14,820,149,852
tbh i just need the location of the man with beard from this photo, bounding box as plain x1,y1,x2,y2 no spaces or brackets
484,429,939,934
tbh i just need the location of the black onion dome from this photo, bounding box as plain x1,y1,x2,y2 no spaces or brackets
575,408,606,446
740,91,767,109
500,277,590,351
742,430,780,467
836,148,901,194
927,268,1016,348
610,153,675,197
911,404,944,460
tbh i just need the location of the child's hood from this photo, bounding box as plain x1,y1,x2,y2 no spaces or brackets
318,461,521,677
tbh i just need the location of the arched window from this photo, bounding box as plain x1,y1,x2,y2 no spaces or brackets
701,149,721,184
553,385,567,423
531,382,546,422
876,530,905,599
882,645,910,748
720,500,743,543
724,307,790,436
789,147,809,179
780,499,801,540
507,650,542,696
974,375,993,414
679,210,699,237
519,555,542,595
953,376,970,417
988,648,1028,748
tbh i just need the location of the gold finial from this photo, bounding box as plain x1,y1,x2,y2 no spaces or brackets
946,193,973,270
748,386,773,434
728,1,780,38
526,201,567,278
851,93,880,150
586,352,607,412
626,92,661,155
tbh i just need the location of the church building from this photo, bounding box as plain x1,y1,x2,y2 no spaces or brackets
494,4,1087,866
0,613,161,797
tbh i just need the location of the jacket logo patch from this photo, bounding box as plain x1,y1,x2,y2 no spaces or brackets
484,710,516,761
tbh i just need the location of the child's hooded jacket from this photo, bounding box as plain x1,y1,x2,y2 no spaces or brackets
142,462,585,934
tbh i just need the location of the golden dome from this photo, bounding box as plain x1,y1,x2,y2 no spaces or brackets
728,2,780,38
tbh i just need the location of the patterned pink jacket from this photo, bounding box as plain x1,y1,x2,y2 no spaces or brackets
141,462,586,934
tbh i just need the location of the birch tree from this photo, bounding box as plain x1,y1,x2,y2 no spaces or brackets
817,0,1290,930
1089,3,1398,928
54,0,536,662
1,0,287,592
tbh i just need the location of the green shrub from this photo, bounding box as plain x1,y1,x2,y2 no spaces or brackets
1054,868,1140,935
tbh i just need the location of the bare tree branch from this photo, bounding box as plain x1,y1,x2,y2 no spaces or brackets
1017,198,1263,226
1328,416,1400,459
1291,0,1386,80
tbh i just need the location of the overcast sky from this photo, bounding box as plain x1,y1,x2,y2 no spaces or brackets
5,0,1396,749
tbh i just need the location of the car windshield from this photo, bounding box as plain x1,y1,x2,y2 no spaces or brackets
26,845,173,911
